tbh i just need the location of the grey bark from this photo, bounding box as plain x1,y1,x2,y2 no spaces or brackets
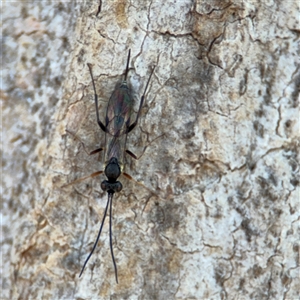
2,1,299,299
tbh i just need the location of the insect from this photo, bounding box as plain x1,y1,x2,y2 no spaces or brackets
65,49,155,283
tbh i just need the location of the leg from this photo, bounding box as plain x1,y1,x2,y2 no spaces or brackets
61,171,103,188
90,148,103,155
65,129,103,156
125,130,165,160
124,49,131,81
122,172,159,198
122,172,160,217
87,63,107,133
125,149,137,159
127,65,156,133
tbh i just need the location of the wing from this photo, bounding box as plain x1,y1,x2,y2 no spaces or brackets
105,83,133,137
104,82,133,169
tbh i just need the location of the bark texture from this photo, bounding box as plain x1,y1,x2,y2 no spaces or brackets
2,1,299,299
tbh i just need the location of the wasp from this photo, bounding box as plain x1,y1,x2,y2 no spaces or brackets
65,50,155,283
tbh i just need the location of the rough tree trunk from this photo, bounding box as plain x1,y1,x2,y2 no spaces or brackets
2,1,299,299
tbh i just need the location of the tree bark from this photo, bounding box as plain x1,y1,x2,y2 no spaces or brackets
2,1,299,299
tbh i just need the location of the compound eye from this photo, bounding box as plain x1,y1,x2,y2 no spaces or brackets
101,180,108,191
115,181,122,192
